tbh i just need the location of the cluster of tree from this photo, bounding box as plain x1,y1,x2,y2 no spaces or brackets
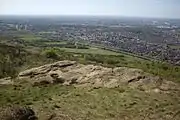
0,44,25,78
33,40,90,49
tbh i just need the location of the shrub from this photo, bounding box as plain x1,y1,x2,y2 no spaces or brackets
160,64,169,71
43,49,59,59
106,58,119,65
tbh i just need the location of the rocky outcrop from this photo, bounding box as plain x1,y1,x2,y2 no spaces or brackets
17,60,176,91
0,77,13,85
0,106,37,120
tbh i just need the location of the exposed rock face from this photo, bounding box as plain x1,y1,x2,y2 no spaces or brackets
17,60,175,90
0,77,13,85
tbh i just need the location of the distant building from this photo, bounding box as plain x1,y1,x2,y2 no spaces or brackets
75,42,78,49
24,24,28,31
20,24,23,30
15,24,28,31
16,24,19,30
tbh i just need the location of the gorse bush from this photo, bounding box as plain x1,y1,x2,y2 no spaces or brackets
43,48,59,59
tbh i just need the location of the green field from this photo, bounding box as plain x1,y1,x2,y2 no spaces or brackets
44,41,67,45
59,47,121,55
19,34,42,41
169,45,180,49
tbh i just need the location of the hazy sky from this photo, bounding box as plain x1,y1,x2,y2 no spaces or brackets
0,0,180,18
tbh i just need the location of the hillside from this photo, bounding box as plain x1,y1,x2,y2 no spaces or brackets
0,43,55,79
0,61,179,120
0,39,180,120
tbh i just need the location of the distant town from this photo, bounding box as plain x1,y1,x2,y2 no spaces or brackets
0,16,180,65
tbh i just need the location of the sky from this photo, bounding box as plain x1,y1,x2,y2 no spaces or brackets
0,0,180,18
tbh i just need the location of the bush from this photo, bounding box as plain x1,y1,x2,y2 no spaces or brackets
43,49,59,59
105,57,119,65
85,54,104,63
160,64,169,71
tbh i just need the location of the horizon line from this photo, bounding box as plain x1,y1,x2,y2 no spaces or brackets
0,14,180,20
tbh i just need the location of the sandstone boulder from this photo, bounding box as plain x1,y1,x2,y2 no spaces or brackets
0,77,13,85
17,60,173,90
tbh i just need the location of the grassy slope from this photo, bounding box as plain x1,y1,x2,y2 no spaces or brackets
0,84,179,120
